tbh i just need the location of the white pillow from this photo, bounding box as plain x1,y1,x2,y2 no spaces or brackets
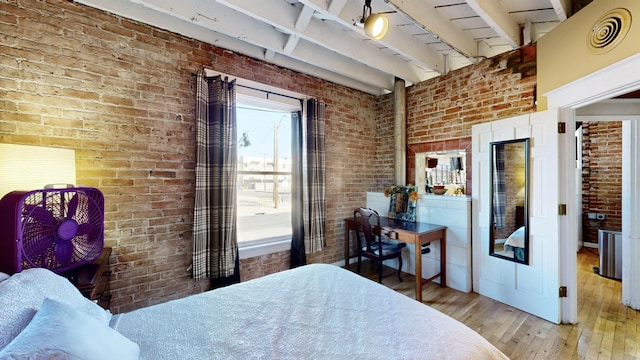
0,268,112,350
0,298,139,360
0,272,9,283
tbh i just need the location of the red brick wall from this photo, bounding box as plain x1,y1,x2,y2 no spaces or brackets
377,46,537,192
240,250,290,282
1,0,376,313
581,122,623,244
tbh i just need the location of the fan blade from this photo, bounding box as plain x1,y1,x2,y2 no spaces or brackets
22,229,55,266
54,240,74,266
75,223,96,239
66,193,79,217
24,205,57,226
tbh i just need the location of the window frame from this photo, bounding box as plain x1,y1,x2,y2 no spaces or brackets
204,69,305,258
235,108,295,248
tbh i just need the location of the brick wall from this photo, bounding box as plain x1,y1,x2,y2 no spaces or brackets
1,0,377,313
581,122,623,244
377,46,537,192
240,250,290,282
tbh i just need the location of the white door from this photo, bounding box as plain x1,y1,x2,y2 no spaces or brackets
472,109,561,324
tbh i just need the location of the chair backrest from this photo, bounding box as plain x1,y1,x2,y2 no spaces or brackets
353,207,381,252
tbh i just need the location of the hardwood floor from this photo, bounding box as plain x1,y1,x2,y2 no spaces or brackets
349,248,638,359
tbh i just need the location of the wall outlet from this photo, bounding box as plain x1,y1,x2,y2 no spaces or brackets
596,213,606,220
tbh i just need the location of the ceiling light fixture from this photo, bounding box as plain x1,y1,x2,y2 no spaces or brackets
362,0,388,40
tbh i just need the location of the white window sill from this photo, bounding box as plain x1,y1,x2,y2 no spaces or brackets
238,237,291,259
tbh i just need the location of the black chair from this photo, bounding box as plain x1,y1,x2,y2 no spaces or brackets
353,207,406,283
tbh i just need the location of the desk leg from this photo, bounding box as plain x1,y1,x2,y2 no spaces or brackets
440,230,446,287
415,238,423,302
344,220,350,269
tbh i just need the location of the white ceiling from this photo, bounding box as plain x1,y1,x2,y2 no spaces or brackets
75,0,573,96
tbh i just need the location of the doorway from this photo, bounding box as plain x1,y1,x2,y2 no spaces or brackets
575,119,624,251
574,117,626,312
546,54,640,322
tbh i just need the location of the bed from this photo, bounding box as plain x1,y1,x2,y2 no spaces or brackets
503,226,526,261
0,264,508,359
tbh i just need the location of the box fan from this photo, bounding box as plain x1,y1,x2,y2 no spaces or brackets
0,187,104,275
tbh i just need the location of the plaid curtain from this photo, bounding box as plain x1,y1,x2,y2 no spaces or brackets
192,71,238,281
492,144,506,230
290,111,306,267
304,98,326,253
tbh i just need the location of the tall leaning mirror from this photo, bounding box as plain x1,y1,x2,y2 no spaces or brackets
489,138,530,264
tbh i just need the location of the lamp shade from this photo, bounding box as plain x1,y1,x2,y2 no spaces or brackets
364,13,388,40
0,144,76,199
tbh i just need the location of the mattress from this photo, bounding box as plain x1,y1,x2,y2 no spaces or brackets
111,263,508,359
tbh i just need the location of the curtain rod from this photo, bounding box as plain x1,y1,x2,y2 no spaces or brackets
191,72,303,102
236,83,303,102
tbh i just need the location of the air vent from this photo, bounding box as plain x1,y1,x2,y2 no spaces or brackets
588,8,632,55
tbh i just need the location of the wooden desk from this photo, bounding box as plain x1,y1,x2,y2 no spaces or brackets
344,217,446,302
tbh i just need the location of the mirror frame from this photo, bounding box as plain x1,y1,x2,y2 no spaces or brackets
489,138,530,265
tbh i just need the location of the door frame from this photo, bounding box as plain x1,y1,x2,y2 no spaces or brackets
545,52,640,323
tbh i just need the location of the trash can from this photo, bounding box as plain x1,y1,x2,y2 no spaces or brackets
598,229,622,280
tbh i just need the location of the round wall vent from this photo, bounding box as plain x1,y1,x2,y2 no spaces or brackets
589,8,632,54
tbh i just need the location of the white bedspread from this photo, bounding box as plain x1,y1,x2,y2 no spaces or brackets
504,226,525,249
111,264,508,359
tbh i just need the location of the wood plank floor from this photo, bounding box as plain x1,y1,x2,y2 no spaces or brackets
349,248,639,359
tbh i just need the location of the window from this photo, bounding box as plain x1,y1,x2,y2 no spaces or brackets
236,95,301,248
203,69,304,253
236,86,301,253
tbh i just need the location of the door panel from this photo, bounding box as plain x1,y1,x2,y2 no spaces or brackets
472,109,560,324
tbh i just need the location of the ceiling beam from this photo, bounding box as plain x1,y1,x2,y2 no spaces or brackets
75,0,387,94
384,0,478,58
294,4,314,32
217,0,430,83
298,0,446,75
327,0,348,16
128,0,396,90
549,0,570,21
70,0,569,96
283,4,313,54
465,0,521,49
283,35,299,54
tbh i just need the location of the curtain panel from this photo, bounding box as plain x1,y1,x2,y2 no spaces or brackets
290,111,306,267
291,98,326,267
492,144,506,230
193,71,239,282
303,98,326,254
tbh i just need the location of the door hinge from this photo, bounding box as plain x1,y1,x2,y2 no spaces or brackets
558,204,567,215
559,286,567,298
558,122,566,133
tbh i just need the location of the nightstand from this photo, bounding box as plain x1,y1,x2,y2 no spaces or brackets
62,247,112,310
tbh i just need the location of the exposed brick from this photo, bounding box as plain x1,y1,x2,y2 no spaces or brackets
1,0,377,313
376,46,537,194
581,122,622,244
